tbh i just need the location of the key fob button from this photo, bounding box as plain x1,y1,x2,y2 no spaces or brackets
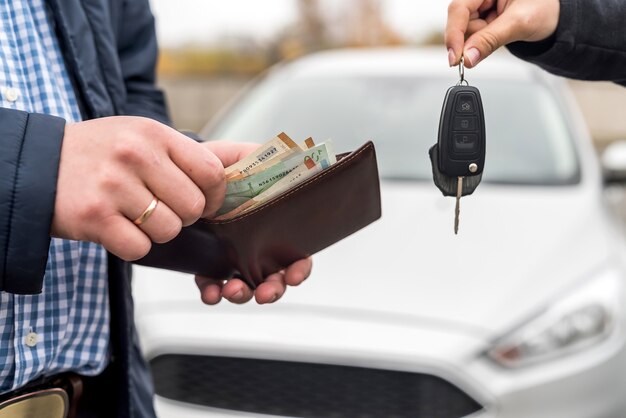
453,133,478,152
453,116,477,131
455,94,476,113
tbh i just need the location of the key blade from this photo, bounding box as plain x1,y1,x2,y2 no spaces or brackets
454,198,460,234
455,177,463,235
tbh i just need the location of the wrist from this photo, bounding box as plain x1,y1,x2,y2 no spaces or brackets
543,0,560,41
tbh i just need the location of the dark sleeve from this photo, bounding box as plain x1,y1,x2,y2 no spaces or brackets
116,0,171,125
507,0,626,87
0,108,65,294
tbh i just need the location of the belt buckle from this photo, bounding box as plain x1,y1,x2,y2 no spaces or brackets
0,387,69,418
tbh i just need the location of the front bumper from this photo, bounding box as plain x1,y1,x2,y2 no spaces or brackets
135,290,626,418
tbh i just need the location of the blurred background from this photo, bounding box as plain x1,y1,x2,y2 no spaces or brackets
135,1,626,418
150,0,626,146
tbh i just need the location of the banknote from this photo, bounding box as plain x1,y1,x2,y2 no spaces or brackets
216,155,328,220
218,141,336,215
218,157,315,216
224,132,301,180
216,139,337,220
231,136,315,180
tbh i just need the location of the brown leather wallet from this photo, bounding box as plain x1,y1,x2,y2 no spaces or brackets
136,141,381,287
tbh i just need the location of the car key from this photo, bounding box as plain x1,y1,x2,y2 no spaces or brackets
431,57,486,234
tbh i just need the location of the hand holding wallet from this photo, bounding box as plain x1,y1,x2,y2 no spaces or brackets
136,139,382,288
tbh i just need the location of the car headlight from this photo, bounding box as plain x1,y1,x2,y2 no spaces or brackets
488,266,623,368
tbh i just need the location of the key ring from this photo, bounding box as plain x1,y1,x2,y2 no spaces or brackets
457,56,469,86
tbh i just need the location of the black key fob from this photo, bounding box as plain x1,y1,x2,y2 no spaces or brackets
437,85,486,177
430,59,486,232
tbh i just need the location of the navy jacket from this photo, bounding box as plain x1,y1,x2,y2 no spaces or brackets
508,0,626,87
0,0,167,416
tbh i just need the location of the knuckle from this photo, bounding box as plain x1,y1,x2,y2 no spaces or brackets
98,217,152,261
500,6,532,38
79,198,108,223
447,1,461,14
113,119,168,167
112,140,145,166
154,218,183,244
180,193,206,225
190,194,206,218
204,156,226,184
124,240,152,261
99,169,124,192
515,11,537,37
480,30,500,53
201,158,227,216
134,117,164,138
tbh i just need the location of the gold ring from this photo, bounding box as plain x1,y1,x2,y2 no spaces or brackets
133,198,159,226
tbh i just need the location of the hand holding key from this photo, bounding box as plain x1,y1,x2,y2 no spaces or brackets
446,0,560,67
429,57,486,234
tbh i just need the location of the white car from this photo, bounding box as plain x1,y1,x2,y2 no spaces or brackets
133,48,626,418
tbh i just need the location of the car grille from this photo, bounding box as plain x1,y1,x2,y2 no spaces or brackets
151,354,483,418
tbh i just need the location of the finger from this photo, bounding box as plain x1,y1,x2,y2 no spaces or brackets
141,161,206,226
496,0,513,16
95,215,152,261
133,199,182,244
446,0,487,66
166,132,227,218
485,10,498,24
203,141,260,168
195,276,224,305
114,182,183,243
477,0,495,13
222,279,254,304
284,258,313,287
255,272,286,304
463,13,517,67
466,18,488,38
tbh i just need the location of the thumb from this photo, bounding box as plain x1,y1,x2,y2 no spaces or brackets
203,141,259,168
463,14,516,68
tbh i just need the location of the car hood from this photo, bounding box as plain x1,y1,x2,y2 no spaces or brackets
281,181,617,336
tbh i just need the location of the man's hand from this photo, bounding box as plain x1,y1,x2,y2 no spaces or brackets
195,258,313,305
446,0,560,68
195,140,313,305
52,116,226,261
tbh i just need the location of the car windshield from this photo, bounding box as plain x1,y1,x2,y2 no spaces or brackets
207,74,580,185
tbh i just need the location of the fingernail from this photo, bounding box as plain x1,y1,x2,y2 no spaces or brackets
232,290,244,300
448,49,456,67
270,293,279,303
464,48,481,66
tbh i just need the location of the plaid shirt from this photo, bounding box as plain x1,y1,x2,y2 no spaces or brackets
0,0,109,394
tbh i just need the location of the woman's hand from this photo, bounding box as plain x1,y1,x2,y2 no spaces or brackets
446,0,560,68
